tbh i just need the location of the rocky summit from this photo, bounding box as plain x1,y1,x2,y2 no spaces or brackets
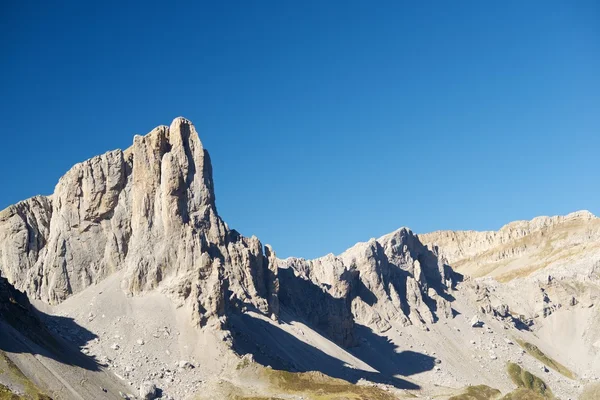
0,118,279,328
0,118,599,400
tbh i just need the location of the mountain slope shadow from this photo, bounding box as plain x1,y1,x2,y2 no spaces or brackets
351,324,435,376
276,266,356,348
0,276,100,371
0,314,101,372
228,311,424,390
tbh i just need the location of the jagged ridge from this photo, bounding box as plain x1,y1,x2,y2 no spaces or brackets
280,227,458,345
0,118,456,347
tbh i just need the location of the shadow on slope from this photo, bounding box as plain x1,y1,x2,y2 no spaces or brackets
229,311,430,390
276,266,356,347
351,324,436,377
0,312,101,372
0,276,100,371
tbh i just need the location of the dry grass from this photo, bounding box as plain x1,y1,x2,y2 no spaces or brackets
201,363,417,400
579,382,600,400
0,384,21,400
495,263,549,283
264,369,401,400
495,242,600,282
448,384,502,400
446,218,600,280
514,339,575,379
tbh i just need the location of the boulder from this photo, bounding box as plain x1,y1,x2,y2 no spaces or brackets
178,360,194,369
139,381,158,400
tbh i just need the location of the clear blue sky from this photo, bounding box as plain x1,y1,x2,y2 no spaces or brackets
1,1,599,259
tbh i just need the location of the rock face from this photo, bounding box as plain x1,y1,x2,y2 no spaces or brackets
280,227,457,344
0,118,279,328
0,196,52,296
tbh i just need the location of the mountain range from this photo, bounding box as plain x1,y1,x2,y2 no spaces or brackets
1,118,598,400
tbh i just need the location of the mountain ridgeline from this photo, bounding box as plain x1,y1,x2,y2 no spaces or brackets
1,118,599,400
0,118,457,346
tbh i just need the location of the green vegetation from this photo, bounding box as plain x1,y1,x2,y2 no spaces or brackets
263,369,402,400
514,339,575,379
202,363,417,400
448,384,502,400
228,359,415,400
506,363,552,399
450,361,562,400
0,384,21,400
0,383,51,400
501,388,546,400
0,352,53,400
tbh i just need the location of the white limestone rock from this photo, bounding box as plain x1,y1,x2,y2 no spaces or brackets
0,118,279,329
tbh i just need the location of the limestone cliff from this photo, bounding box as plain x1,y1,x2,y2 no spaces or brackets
0,118,278,328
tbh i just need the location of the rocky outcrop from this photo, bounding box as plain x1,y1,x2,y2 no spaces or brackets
0,196,52,295
280,227,457,344
0,118,279,328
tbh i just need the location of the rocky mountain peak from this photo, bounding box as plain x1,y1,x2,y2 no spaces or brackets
0,118,277,328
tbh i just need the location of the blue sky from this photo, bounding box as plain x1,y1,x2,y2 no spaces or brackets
1,1,599,259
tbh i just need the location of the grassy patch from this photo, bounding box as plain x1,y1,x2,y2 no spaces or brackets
514,339,575,379
0,383,22,400
501,388,546,400
0,352,53,400
506,363,551,399
264,369,403,400
204,362,416,399
0,383,52,400
448,384,502,400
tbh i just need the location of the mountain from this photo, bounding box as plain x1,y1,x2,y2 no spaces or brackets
280,227,456,340
0,118,598,400
0,118,279,329
419,210,600,282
